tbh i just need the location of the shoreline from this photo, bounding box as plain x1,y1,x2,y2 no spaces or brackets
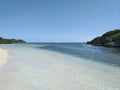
0,48,9,65
0,45,120,90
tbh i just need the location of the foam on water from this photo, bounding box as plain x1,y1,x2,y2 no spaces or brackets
0,44,120,90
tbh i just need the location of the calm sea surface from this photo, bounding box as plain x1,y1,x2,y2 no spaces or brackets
34,43,120,67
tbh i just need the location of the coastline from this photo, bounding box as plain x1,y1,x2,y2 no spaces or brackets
0,44,120,90
0,48,9,65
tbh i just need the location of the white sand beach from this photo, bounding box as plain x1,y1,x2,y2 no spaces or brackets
0,45,120,90
0,48,9,65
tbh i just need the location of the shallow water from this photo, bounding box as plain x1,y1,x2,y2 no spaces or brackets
37,43,120,66
0,43,120,90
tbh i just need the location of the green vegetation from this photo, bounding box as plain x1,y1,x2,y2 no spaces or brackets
0,37,26,44
87,29,120,47
102,29,120,41
102,29,120,37
109,32,120,41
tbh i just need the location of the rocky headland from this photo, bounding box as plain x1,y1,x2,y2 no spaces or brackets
87,29,120,47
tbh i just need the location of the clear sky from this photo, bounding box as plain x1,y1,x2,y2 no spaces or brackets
0,0,120,42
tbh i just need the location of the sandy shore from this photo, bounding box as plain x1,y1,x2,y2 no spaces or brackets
0,46,120,90
0,48,9,65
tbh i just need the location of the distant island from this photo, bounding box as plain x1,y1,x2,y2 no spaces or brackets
0,37,26,44
87,29,120,47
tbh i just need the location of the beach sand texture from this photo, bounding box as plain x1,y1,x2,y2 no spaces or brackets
0,46,120,90
0,48,9,65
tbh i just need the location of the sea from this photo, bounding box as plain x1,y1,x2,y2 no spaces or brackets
0,43,120,90
36,43,120,67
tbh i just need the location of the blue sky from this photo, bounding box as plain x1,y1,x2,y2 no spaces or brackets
0,0,120,42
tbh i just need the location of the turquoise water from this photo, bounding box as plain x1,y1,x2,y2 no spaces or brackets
0,43,120,90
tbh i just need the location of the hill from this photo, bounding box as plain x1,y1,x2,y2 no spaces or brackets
0,37,26,44
87,29,120,47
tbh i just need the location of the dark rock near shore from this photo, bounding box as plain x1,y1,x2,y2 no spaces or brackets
87,29,120,47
